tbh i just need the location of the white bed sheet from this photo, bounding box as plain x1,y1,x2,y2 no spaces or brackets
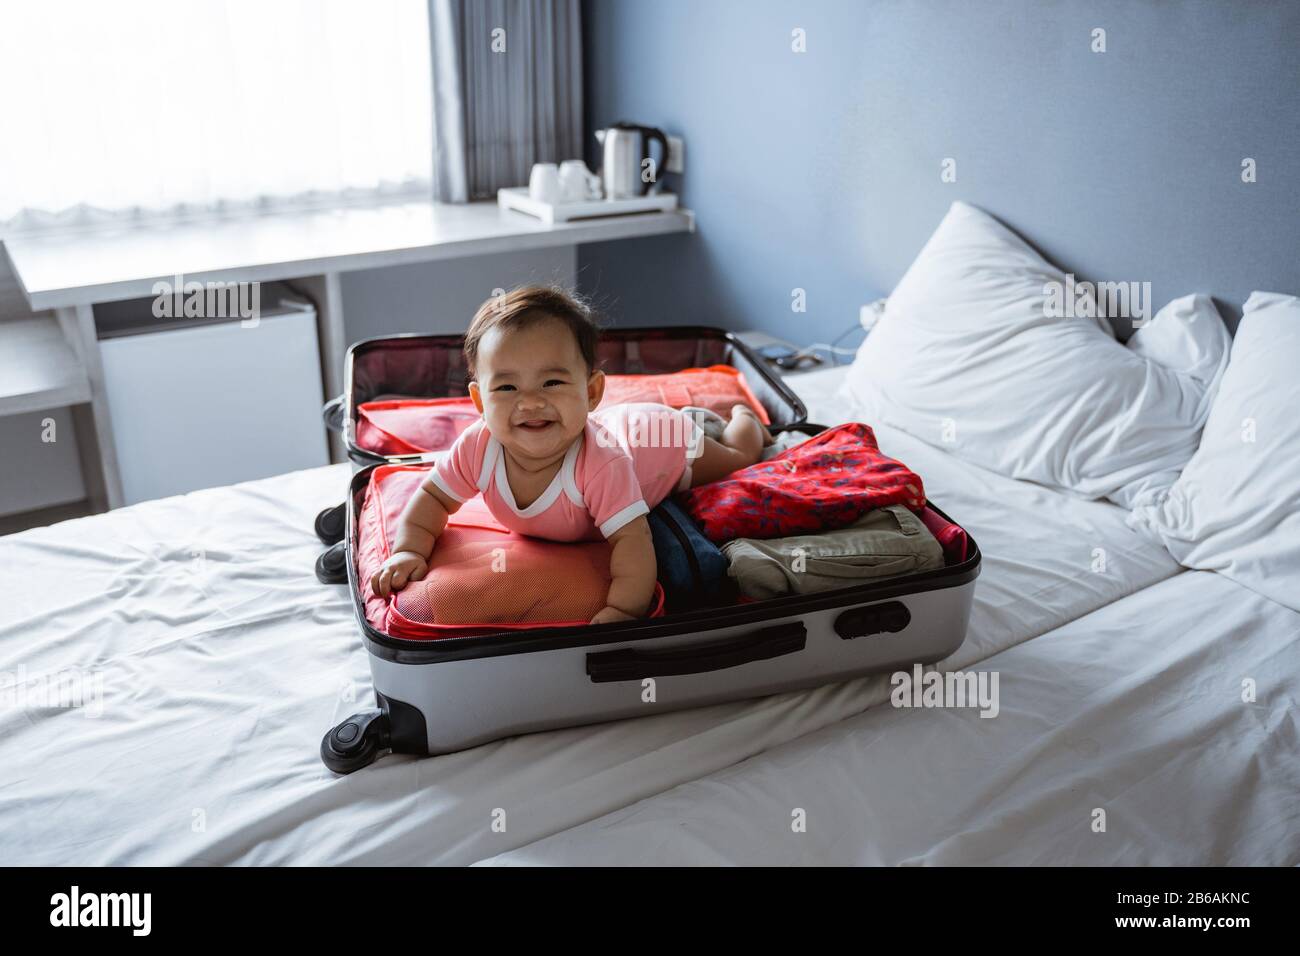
480,570,1300,865
0,367,1188,865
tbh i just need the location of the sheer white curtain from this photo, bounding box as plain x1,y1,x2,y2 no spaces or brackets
0,0,432,230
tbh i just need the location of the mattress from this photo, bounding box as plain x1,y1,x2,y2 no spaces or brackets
0,365,1247,865
478,570,1300,865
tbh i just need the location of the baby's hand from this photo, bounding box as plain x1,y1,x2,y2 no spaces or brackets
590,605,637,626
370,550,429,599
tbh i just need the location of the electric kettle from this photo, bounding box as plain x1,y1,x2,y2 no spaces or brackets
594,122,670,199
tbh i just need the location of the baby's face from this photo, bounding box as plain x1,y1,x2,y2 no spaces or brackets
468,318,604,462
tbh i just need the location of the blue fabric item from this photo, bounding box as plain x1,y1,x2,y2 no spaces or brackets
647,497,731,608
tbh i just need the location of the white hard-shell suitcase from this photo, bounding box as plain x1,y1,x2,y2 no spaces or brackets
314,329,980,773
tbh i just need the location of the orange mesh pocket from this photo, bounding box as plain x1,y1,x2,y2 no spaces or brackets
394,530,613,625
599,365,770,424
361,465,667,638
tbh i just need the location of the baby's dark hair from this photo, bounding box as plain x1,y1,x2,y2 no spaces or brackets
463,285,600,379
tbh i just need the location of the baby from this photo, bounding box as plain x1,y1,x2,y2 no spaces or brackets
369,285,771,624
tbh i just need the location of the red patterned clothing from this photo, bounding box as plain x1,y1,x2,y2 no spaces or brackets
677,423,927,543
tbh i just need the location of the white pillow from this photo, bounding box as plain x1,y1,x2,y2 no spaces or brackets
1127,292,1300,611
845,201,1231,507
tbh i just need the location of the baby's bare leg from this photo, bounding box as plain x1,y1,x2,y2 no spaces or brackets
687,404,771,487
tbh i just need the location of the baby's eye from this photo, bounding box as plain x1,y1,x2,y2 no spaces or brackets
493,384,516,392
544,379,566,387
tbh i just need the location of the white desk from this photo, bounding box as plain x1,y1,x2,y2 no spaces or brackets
1,199,695,512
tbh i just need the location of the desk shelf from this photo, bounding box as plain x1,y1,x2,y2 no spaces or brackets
0,315,91,417
0,309,119,530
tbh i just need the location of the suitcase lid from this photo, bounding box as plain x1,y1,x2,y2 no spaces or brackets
328,326,808,467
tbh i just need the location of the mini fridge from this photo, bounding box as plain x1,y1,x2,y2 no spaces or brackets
98,285,330,505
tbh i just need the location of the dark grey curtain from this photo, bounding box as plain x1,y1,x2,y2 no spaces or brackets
429,0,584,202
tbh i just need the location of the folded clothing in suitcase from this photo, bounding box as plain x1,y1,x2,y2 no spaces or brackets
721,505,946,600
356,465,666,639
353,364,770,458
646,497,734,613
678,422,929,542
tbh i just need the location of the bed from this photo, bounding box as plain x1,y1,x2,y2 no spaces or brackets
4,360,1295,866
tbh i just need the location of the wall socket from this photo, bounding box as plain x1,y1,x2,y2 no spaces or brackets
860,298,887,330
665,136,685,174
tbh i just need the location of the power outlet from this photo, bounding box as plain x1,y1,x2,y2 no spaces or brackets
860,298,887,330
665,136,685,174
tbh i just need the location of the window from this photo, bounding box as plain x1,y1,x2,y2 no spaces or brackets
0,0,432,229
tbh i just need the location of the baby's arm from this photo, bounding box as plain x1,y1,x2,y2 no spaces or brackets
592,515,657,624
370,480,462,598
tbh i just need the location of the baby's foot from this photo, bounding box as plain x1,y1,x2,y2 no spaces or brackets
681,405,727,442
731,403,775,446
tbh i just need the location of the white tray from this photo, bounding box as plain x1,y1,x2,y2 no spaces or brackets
497,186,678,224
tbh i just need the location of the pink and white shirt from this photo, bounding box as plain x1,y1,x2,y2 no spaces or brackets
427,402,704,541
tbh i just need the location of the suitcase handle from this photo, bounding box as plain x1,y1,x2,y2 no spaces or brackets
775,419,828,436
322,394,346,432
585,622,806,683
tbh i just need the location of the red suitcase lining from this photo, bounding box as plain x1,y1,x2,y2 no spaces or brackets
356,398,480,458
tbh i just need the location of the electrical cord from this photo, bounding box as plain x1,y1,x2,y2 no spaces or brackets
762,320,867,368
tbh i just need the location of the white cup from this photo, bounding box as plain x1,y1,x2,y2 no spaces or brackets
529,162,561,204
558,159,602,203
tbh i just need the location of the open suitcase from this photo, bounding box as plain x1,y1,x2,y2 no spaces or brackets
314,328,981,773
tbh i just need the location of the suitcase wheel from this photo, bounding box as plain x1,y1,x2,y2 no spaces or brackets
314,541,348,585
321,709,389,774
314,502,347,545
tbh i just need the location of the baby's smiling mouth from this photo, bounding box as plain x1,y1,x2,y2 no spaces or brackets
516,419,555,430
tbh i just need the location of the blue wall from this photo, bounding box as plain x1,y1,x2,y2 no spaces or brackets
579,0,1300,340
